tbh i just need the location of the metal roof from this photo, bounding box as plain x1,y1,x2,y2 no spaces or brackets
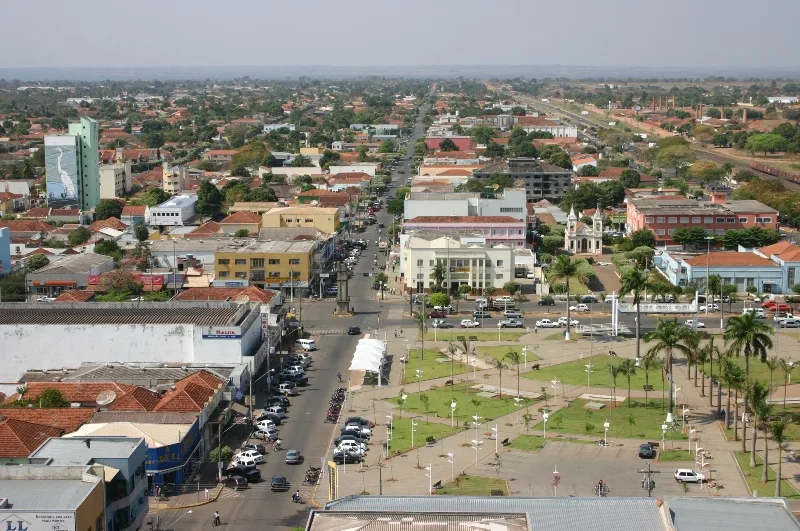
323,496,670,531
29,253,113,274
308,512,528,531
0,307,238,326
668,497,800,531
0,478,97,510
30,436,144,465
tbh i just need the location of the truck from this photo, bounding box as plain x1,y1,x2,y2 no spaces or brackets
378,241,388,250
499,319,524,328
535,319,560,328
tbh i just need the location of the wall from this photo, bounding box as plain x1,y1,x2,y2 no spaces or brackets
404,199,469,221
75,478,105,531
0,227,10,275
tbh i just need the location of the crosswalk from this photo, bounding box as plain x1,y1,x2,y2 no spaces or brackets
219,488,245,499
312,329,346,335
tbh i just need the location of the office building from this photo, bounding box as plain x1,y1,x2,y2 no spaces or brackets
214,240,315,296
148,195,197,226
44,117,101,210
473,158,573,200
404,189,527,222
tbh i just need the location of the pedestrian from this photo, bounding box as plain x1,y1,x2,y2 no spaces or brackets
394,330,397,338
337,372,343,383
154,485,160,500
534,326,538,334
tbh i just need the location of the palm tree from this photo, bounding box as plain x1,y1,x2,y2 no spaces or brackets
695,345,709,398
447,343,458,384
770,422,788,496
707,274,722,311
431,261,446,292
491,358,507,399
641,352,660,409
643,320,694,417
765,356,779,394
412,309,427,360
755,398,773,483
683,330,704,384
779,358,795,408
723,313,773,379
548,256,588,341
702,337,721,407
746,380,770,465
610,363,624,417
505,350,522,400
619,358,637,407
728,365,746,441
619,268,651,363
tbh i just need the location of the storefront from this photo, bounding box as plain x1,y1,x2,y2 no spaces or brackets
145,419,201,494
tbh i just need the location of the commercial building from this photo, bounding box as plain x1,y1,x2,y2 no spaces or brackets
404,189,527,222
473,158,573,200
758,241,800,289
400,234,515,292
517,115,579,137
26,253,115,298
99,161,132,199
30,437,148,531
261,206,341,235
403,216,527,248
44,117,101,211
424,136,472,151
202,150,237,162
120,205,149,226
219,210,262,235
148,195,197,226
0,301,264,383
214,240,315,296
626,194,779,245
0,465,106,531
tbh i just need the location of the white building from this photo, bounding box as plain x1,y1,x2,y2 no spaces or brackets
329,164,378,177
403,189,527,222
149,194,197,226
400,234,515,292
99,161,132,199
564,206,603,255
263,123,296,132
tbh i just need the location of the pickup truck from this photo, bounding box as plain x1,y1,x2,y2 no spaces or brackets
558,317,579,327
774,313,795,323
535,319,560,328
499,319,524,328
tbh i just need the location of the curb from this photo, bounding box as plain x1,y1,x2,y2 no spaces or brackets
154,485,223,510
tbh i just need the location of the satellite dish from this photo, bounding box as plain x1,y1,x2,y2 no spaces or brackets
96,390,117,406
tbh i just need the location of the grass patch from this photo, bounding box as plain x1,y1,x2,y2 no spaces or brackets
435,474,508,496
397,382,539,424
510,434,594,451
549,276,590,295
699,356,777,390
734,451,800,499
523,354,667,392
401,348,467,385
478,345,540,365
424,330,525,342
658,449,694,462
387,417,460,456
533,399,688,441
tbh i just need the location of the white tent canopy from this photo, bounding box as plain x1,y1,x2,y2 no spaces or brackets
348,338,387,382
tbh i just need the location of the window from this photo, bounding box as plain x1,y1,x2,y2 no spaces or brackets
416,259,423,267
705,228,713,234
645,217,654,223
429,260,435,266
305,219,313,223
268,259,280,265
715,229,725,235
704,217,713,224
726,217,735,223
497,260,504,267
668,217,677,223
251,258,265,268
269,272,281,278
235,272,247,279
291,271,301,278
500,207,523,213
656,229,666,235
716,218,725,223
680,217,689,223
289,258,300,265
218,259,230,265
668,229,676,235
218,271,229,278
496,274,504,279
756,217,772,223
485,260,492,267
251,270,265,281
739,217,748,223
692,217,701,223
656,217,665,223
417,273,424,280
234,259,246,265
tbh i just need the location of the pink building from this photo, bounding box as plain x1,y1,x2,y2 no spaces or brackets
404,216,527,247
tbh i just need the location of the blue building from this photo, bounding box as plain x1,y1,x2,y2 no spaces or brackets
0,227,9,276
655,250,784,293
30,436,149,531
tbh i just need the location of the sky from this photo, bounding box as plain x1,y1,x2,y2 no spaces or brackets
3,0,799,71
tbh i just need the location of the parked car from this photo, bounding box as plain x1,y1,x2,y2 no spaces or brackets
256,412,281,426
473,310,491,318
234,450,264,464
432,319,453,329
265,406,286,419
429,310,448,318
638,443,656,459
348,326,361,335
699,304,720,312
773,313,794,323
535,319,560,328
499,319,524,328
332,451,362,464
684,320,705,328
241,443,266,455
569,303,590,312
344,417,374,428
537,297,555,306
270,476,291,491
285,449,303,464
674,469,705,483
557,317,579,327
460,319,481,328
781,319,800,328
581,295,598,304
279,382,298,396
433,305,454,313
223,476,248,490
225,466,261,483
268,396,290,408
503,310,523,318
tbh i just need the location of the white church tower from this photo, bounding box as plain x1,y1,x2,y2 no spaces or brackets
564,203,603,255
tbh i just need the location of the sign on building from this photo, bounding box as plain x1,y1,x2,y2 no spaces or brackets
201,326,242,339
44,136,80,209
0,512,76,531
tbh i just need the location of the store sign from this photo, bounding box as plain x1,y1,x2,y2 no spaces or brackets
618,303,697,314
201,326,242,339
145,420,200,471
0,512,75,531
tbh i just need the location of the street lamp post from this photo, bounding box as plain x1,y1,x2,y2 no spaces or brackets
550,379,561,402
542,411,549,439
491,424,499,454
585,362,593,386
513,397,522,421
425,463,432,495
447,451,455,482
603,420,610,447
411,419,419,449
450,400,457,427
662,423,668,448
522,346,529,369
386,414,393,457
416,369,423,408
472,414,483,442
705,236,714,315
471,439,483,466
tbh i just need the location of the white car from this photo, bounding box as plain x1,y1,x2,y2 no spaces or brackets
782,319,800,328
526,272,536,279
460,319,481,328
684,320,705,328
255,419,277,431
569,304,590,312
773,313,794,323
674,469,705,483
234,450,264,464
279,383,298,396
597,262,611,266
535,319,560,328
699,304,720,312
343,424,371,436
558,317,579,327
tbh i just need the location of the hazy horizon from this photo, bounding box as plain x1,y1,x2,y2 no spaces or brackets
4,0,800,74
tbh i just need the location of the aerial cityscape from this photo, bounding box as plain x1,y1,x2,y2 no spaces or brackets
2,1,800,531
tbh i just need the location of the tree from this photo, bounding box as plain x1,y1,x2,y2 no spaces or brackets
502,281,521,298
195,160,220,172
491,358,507,399
144,132,165,148
94,239,122,262
67,226,91,247
197,180,224,218
620,268,652,363
234,228,250,238
693,124,715,145
484,141,506,158
672,227,708,250
577,165,599,177
630,229,656,249
137,188,171,207
643,320,695,416
412,309,427,361
483,286,496,299
387,199,404,216
505,350,522,400
771,422,788,496
689,161,723,187
641,352,660,408
745,380,770,467
548,256,588,341
430,261,446,292
291,155,312,167
619,358,637,407
95,200,123,220
428,292,450,308
101,269,143,294
548,151,573,170
25,253,50,272
0,271,27,301
439,138,458,152
779,358,795,407
247,186,278,202
378,140,396,154
36,388,70,408
134,222,149,242
619,169,640,188
470,126,495,145
655,145,697,175
745,133,789,156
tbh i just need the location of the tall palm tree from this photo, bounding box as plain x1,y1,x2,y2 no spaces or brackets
707,274,722,311
702,337,721,407
643,320,694,417
729,365,746,441
779,358,794,408
641,352,660,409
718,349,733,421
619,358,637,407
547,255,588,341
431,261,446,292
491,358,507,399
610,363,624,417
412,309,427,360
770,422,788,497
695,346,709,398
765,356,779,394
683,329,704,384
505,350,522,400
619,268,651,363
756,399,773,483
746,380,770,465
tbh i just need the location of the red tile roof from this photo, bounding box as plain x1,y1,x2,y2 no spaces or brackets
54,290,95,302
684,252,777,267
0,408,95,433
88,217,128,232
109,386,162,412
0,192,22,201
186,221,221,237
121,205,147,217
0,220,53,233
220,211,262,224
0,418,63,457
760,241,800,261
23,208,51,219
154,371,224,412
19,382,140,405
206,150,238,156
173,286,277,303
50,209,81,217
436,168,473,176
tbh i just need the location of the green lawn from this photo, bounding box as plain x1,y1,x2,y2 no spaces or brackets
523,354,667,394
549,276,590,295
387,417,460,456
658,449,694,462
435,474,508,496
478,345,540,365
734,451,800,499
398,382,539,424
533,399,688,441
700,356,782,390
424,330,526,342
401,348,467,385
509,434,594,451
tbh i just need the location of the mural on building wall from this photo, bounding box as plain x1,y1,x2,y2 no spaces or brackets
45,136,80,209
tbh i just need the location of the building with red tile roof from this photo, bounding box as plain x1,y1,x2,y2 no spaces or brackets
10,381,160,410
23,207,51,219
154,370,225,412
172,286,278,304
88,217,128,232
760,241,800,262
184,221,222,239
53,290,96,302
0,408,96,433
0,418,64,457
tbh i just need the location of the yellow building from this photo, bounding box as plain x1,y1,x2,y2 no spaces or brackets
261,206,341,234
214,240,316,294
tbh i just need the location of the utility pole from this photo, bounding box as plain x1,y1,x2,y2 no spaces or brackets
637,463,661,497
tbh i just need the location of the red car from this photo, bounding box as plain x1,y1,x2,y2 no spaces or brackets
771,304,791,312
429,311,448,318
762,301,777,308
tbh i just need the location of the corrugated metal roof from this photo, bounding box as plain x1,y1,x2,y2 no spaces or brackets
0,307,238,326
308,512,528,531
64,422,193,448
323,496,670,531
668,497,800,531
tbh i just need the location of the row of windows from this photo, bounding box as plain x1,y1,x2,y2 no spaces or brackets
417,273,505,280
499,208,524,213
218,258,302,266
218,271,301,279
152,211,180,217
645,215,772,224
658,228,727,236
414,258,504,267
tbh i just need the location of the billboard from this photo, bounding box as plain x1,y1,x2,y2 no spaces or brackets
0,511,75,531
201,326,242,339
45,136,80,209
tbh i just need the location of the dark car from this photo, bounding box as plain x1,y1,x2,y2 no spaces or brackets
429,311,447,318
332,451,362,464
225,466,261,483
639,443,656,459
267,396,290,408
223,476,248,490
473,310,491,319
537,298,555,306
378,223,385,228
345,417,375,428
271,476,290,492
285,373,308,386
256,413,282,426
348,326,361,335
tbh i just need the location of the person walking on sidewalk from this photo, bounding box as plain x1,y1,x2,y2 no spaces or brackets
337,372,343,383
213,511,221,527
